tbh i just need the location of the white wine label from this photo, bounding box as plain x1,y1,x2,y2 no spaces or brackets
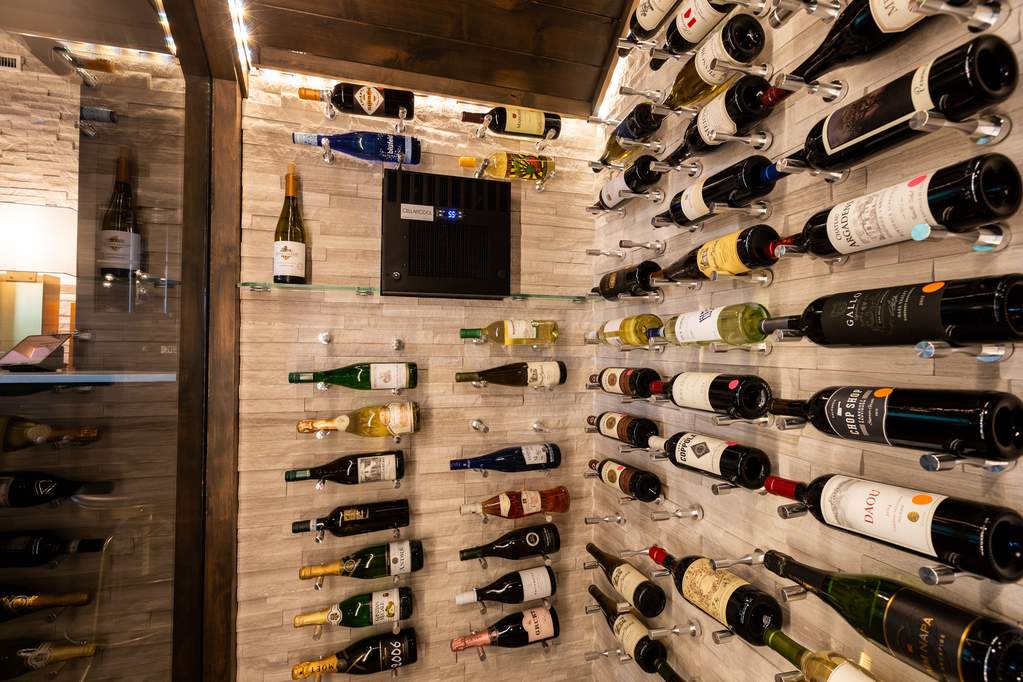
600,462,629,490
354,86,384,115
599,172,632,210
601,318,626,347
498,493,513,517
326,604,343,625
370,363,409,389
0,477,11,506
636,0,676,30
696,91,736,146
526,362,562,387
505,107,545,136
521,444,550,465
371,589,401,623
385,402,415,434
273,240,305,278
611,564,649,606
518,567,554,601
505,320,538,340
670,372,718,411
673,307,723,343
522,607,556,642
520,490,542,515
675,0,729,42
823,387,892,445
98,230,141,270
388,540,413,575
828,662,877,682
293,132,319,146
682,558,748,624
598,412,628,439
680,179,709,220
820,475,945,557
869,0,925,33
358,454,398,483
693,31,733,85
825,172,937,254
600,368,630,394
613,614,651,658
671,432,731,475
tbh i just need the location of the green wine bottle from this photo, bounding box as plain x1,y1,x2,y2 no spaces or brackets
97,154,139,279
273,163,306,284
455,361,566,388
299,539,424,581
294,587,413,629
289,362,417,390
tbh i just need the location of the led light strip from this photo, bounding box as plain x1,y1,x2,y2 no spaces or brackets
151,0,177,56
227,0,252,73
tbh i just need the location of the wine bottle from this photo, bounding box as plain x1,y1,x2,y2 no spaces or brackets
273,162,306,284
760,274,1023,347
97,154,139,279
296,402,420,437
459,486,571,520
658,225,779,282
0,472,111,508
648,545,782,644
449,443,561,473
650,303,770,347
285,451,404,485
0,417,98,455
649,371,773,419
450,607,559,651
455,565,557,606
0,641,96,680
653,155,785,228
458,523,560,562
590,367,661,398
459,153,553,181
459,319,559,346
292,499,411,538
592,261,661,300
587,314,663,347
764,550,1023,681
0,589,92,623
461,107,561,140
594,102,666,170
595,156,669,210
288,362,417,390
0,534,105,568
764,627,878,682
764,474,1023,582
588,584,668,674
454,361,567,388
586,543,666,618
648,432,771,489
293,587,413,630
589,458,662,502
798,36,1017,172
292,628,417,679
298,82,415,119
292,132,422,165
661,14,766,111
772,154,1022,258
588,412,660,447
622,0,679,54
298,539,424,581
666,75,771,163
650,0,736,70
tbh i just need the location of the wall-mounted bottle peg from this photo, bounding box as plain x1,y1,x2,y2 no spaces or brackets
618,548,651,559
320,137,336,164
766,0,842,28
651,568,671,578
926,223,1012,253
711,629,736,644
710,268,774,287
711,482,740,496
915,340,1014,364
52,46,101,88
619,85,663,101
708,58,773,79
317,331,333,344
585,512,626,525
619,239,667,256
584,647,632,663
535,168,556,193
617,444,654,455
585,205,627,217
587,115,620,127
585,425,600,434
711,414,774,428
776,503,809,519
618,137,665,154
909,0,1006,32
621,394,670,406
709,341,772,356
649,46,696,62
649,621,702,640
585,600,632,615
585,247,626,259
616,37,658,52
473,157,491,180
776,671,806,682
651,276,703,292
471,380,489,388
650,504,704,522
918,451,1015,474
312,576,325,591
470,419,490,434
618,188,665,203
393,106,409,134
709,128,773,151
391,338,405,351
531,421,550,433
77,120,98,138
773,156,847,184
771,73,846,103
709,549,765,571
773,415,808,431
918,564,988,586
777,585,808,603
473,113,494,138
650,103,698,119
534,127,559,153
909,110,1011,146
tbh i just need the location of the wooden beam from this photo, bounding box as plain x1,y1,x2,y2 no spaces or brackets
193,0,250,95
589,0,636,115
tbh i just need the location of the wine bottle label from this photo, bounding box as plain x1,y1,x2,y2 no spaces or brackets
696,91,736,146
598,412,629,439
696,230,748,277
823,387,892,444
613,613,650,658
370,363,409,389
674,0,728,42
505,320,539,340
825,172,937,254
380,134,415,163
505,107,545,135
680,179,709,220
869,0,926,33
827,662,877,682
273,240,306,277
599,462,630,491
681,558,748,624
385,402,415,434
820,475,946,557
670,433,731,475
670,372,718,411
520,490,542,515
673,307,723,343
694,31,734,85
521,607,556,642
98,230,141,269
636,0,676,30
497,493,512,516
388,540,413,575
293,132,319,146
601,318,627,347
526,362,562,387
611,564,649,605
521,444,551,465
822,60,934,155
379,634,411,670
0,477,11,506
326,604,343,625
358,454,398,483
599,172,632,209
818,282,946,345
343,507,369,521
354,86,383,115
600,368,630,394
881,587,979,676
371,589,401,623
518,567,554,601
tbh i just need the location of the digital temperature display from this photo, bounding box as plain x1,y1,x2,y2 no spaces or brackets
436,208,464,222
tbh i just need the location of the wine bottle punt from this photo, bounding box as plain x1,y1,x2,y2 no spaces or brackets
291,628,417,679
458,523,560,562
0,472,112,508
273,163,306,284
459,319,559,346
595,156,669,210
588,584,667,674
587,314,663,347
455,565,557,606
450,607,560,651
0,534,105,568
284,451,404,485
653,155,785,228
586,542,666,618
292,132,422,165
454,361,566,388
590,367,662,398
293,587,413,630
292,499,410,538
648,431,771,489
461,106,561,139
592,261,661,300
298,82,415,119
650,0,736,70
650,303,770,347
595,102,667,170
588,412,659,447
449,443,561,473
0,589,92,623
0,641,97,680
459,486,570,520
658,224,779,281
97,154,139,279
0,417,98,454
649,371,773,420
298,540,423,581
589,458,662,502
667,75,771,162
296,402,419,438
288,362,417,390
763,627,878,682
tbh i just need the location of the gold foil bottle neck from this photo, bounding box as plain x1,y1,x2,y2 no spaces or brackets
286,163,298,197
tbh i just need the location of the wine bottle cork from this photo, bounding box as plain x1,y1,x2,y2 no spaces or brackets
293,608,331,628
292,655,338,680
297,87,324,101
298,561,343,580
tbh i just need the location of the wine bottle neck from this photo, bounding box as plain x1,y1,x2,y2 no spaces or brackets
763,551,830,596
459,328,483,339
449,458,470,470
451,628,494,651
454,371,481,382
763,475,805,501
766,397,808,419
763,628,810,670
656,659,687,682
459,545,484,560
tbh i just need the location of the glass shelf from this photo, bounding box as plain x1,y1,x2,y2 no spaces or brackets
0,371,177,384
238,282,589,302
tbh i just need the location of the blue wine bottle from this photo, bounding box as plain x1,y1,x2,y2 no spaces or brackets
292,131,422,165
450,443,561,473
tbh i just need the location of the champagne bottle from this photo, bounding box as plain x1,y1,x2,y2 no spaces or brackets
649,371,773,419
769,386,1023,463
293,587,413,630
588,584,668,673
772,154,1022,258
594,102,666,170
658,225,779,282
0,641,96,680
455,361,567,388
587,314,663,347
666,75,771,162
650,0,736,70
459,153,554,181
288,362,417,390
292,499,411,538
588,412,659,447
798,36,1017,172
292,132,422,165
455,565,557,606
590,367,661,398
648,545,782,644
459,319,559,346
592,261,661,300
764,628,878,682
292,628,417,679
764,550,1023,681
461,107,561,139
764,474,1023,582
0,534,105,568
595,157,669,210
459,486,571,520
284,451,405,485
298,82,415,119
760,274,1023,347
273,162,306,284
653,155,785,228
589,458,662,502
0,472,111,508
449,443,561,473
648,432,771,489
0,589,92,623
623,0,679,53
458,523,560,562
586,543,666,618
450,607,559,651
298,540,424,581
650,303,770,347
97,154,139,279
0,416,99,454
296,402,419,437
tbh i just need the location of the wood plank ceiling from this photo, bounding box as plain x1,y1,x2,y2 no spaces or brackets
247,0,633,116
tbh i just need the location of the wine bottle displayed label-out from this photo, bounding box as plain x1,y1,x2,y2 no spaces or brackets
458,523,561,562
288,362,416,390
681,558,750,625
285,451,403,485
298,540,423,581
273,163,306,283
97,155,140,277
292,629,417,679
657,432,733,476
821,282,961,345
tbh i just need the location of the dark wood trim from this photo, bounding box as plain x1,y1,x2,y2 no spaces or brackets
193,0,249,95
589,0,636,115
163,0,211,78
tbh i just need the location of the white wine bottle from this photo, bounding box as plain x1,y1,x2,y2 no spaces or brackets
273,163,306,284
586,315,663,348
651,304,768,346
296,402,420,437
97,154,139,279
459,320,559,346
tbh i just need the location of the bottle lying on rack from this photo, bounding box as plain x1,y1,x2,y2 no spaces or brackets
455,361,566,388
458,523,560,562
299,82,415,119
650,303,770,347
586,543,666,618
588,584,675,677
450,607,560,652
292,131,422,165
288,362,417,390
298,539,423,581
666,75,771,162
760,274,1023,347
658,225,779,281
461,106,561,140
764,474,1023,582
587,314,663,347
293,587,413,630
296,401,419,437
649,371,773,420
594,156,673,211
1,416,99,455
650,0,736,70
622,0,678,54
589,412,660,448
273,162,306,284
648,431,771,490
764,550,1023,681
460,319,559,346
772,154,1022,258
763,627,878,682
455,565,557,606
459,153,553,181
460,486,570,519
797,36,1017,172
0,588,92,623
0,640,97,680
0,472,112,508
292,628,417,679
594,102,666,171
590,367,662,398
450,443,561,473
0,533,105,568
653,155,785,228
592,261,661,300
589,458,662,502
647,545,782,644
98,154,139,280
292,499,410,538
284,450,405,485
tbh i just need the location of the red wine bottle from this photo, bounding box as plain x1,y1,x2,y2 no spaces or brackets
621,0,680,55
588,584,667,673
666,76,771,163
648,432,771,489
588,412,659,447
596,156,668,210
449,443,560,473
657,224,778,281
458,523,560,562
292,500,410,537
284,450,405,484
455,566,557,606
461,106,561,140
299,82,415,119
0,533,105,568
589,458,662,502
450,607,559,651
0,472,111,508
592,261,661,300
650,0,736,70
649,372,773,420
764,474,1023,582
586,543,666,618
590,368,662,398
